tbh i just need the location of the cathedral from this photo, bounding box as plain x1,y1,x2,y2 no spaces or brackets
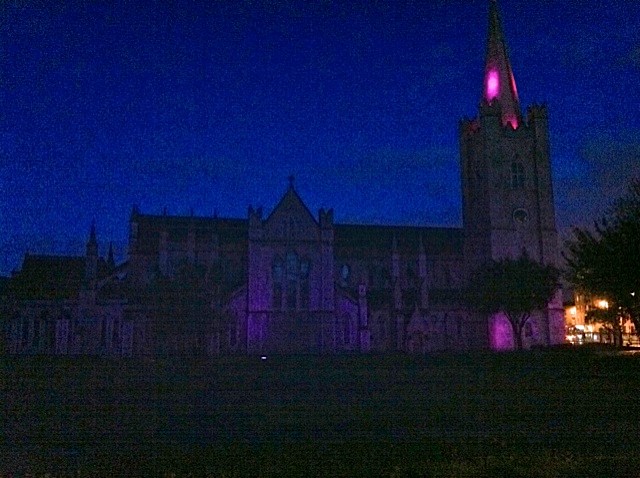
3,1,565,356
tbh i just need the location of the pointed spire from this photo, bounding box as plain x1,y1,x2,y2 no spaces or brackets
86,221,98,257
89,220,97,244
85,221,98,285
483,0,521,128
107,242,115,269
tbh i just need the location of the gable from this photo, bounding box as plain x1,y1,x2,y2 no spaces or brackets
263,188,319,241
11,254,85,300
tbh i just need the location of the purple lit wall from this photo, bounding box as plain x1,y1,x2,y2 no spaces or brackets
489,313,515,350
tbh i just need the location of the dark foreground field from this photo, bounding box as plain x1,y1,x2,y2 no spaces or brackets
2,347,640,477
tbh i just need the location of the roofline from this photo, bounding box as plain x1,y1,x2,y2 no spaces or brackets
335,223,463,231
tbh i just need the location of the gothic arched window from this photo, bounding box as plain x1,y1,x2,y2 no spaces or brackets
300,259,310,309
511,161,526,189
344,314,352,345
272,257,283,310
524,322,533,338
286,251,298,309
280,252,312,311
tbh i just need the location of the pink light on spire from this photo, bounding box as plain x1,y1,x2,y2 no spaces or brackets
482,0,522,128
509,71,519,101
503,114,518,129
486,69,499,100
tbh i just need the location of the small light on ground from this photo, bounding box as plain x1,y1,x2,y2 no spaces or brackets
261,356,267,360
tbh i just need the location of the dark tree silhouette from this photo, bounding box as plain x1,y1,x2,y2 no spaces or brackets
144,262,221,356
467,255,560,349
565,178,640,343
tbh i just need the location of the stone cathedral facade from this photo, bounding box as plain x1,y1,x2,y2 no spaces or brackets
3,1,565,356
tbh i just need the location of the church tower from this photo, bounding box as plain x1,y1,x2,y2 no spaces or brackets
460,1,563,347
461,0,558,269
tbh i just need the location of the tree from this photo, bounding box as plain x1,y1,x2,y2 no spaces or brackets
467,255,560,349
565,178,640,343
144,262,222,356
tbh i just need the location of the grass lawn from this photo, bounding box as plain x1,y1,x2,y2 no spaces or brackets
2,347,640,476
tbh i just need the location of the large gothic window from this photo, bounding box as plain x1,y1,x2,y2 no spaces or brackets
276,252,312,311
511,161,526,189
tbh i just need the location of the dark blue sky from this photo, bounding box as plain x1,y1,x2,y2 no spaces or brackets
1,0,639,274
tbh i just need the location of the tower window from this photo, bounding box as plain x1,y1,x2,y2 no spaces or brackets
511,162,525,189
340,264,350,282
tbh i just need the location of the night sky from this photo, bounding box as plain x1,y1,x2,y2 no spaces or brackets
1,0,639,274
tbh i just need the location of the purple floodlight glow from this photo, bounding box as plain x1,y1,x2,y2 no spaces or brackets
489,313,514,350
486,70,499,100
504,114,519,129
510,71,519,100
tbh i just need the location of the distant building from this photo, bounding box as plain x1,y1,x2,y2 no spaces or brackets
3,1,564,356
565,294,637,346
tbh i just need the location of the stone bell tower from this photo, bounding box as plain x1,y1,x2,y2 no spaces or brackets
460,0,563,347
461,0,558,271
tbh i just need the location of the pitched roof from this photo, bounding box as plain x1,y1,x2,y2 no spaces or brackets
132,214,247,254
10,254,86,300
334,224,463,257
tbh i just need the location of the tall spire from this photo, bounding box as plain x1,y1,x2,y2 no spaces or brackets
85,221,98,286
88,220,97,245
483,0,521,128
107,242,115,269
